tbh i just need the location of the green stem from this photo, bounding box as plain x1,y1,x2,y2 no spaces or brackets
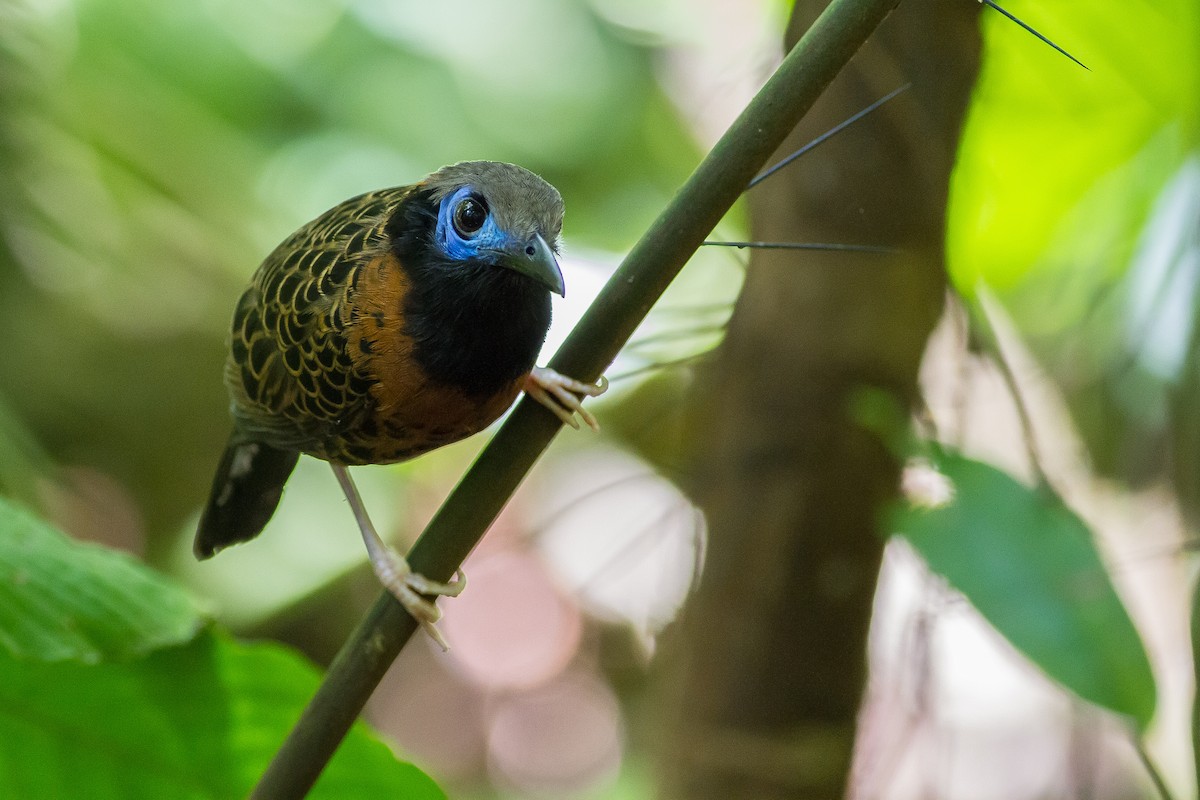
1192,568,1200,798
1133,736,1175,800
250,0,900,795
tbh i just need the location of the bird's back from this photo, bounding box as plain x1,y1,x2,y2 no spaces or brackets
225,187,407,463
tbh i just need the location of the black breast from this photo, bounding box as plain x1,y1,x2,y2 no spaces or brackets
387,192,552,398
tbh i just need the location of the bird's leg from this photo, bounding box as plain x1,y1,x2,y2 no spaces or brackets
330,463,465,651
523,367,608,431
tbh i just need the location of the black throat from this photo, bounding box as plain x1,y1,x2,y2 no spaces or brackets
387,190,552,398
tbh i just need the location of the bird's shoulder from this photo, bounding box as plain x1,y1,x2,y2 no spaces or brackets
225,186,415,454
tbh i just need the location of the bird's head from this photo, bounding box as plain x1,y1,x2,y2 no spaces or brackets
420,161,566,296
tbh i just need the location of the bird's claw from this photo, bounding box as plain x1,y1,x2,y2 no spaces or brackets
373,546,465,651
525,367,608,431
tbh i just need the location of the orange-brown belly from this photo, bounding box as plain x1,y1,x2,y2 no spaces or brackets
362,377,523,464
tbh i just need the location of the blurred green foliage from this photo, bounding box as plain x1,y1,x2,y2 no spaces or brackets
0,628,446,799
0,495,442,798
0,497,201,661
948,0,1200,482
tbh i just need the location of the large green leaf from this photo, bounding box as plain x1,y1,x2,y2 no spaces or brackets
891,452,1156,729
0,628,444,799
0,497,203,662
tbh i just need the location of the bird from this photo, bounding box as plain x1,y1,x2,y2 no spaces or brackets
195,161,605,648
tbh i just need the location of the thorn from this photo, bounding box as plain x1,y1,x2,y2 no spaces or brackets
608,351,716,383
979,0,1089,71
749,83,912,189
701,241,898,254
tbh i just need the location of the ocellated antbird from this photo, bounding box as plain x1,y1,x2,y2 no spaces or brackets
196,161,605,647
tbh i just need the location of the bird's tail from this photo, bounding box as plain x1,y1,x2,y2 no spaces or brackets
195,434,300,559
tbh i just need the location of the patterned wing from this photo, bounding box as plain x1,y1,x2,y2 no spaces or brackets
225,186,413,455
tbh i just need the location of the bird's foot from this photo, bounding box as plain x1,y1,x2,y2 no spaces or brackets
524,367,608,431
370,547,466,651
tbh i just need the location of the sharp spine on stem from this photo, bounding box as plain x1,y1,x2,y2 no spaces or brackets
978,0,1089,71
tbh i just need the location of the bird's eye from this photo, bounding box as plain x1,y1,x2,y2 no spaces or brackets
452,195,488,237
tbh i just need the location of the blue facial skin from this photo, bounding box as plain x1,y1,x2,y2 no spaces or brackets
432,184,566,297
434,186,507,263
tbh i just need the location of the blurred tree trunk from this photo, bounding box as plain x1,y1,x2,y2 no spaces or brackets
656,3,981,798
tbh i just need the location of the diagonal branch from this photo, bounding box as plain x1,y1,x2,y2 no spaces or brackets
250,0,901,795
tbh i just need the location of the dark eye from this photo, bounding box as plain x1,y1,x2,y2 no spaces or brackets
452,195,488,237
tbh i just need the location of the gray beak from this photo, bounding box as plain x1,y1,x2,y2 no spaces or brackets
498,233,565,296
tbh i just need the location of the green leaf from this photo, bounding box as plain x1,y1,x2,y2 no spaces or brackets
0,497,204,663
0,629,445,800
891,453,1156,729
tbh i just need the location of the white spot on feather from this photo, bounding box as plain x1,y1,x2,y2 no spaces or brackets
216,444,261,507
229,444,260,479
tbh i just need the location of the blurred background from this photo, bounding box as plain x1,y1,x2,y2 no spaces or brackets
0,0,1195,797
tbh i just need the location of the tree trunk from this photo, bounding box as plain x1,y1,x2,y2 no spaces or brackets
657,3,981,797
